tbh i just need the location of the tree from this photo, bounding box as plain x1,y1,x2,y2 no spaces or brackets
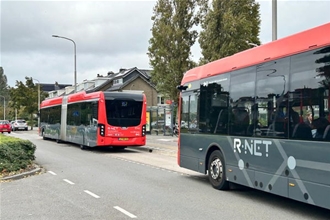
0,67,10,120
148,0,199,102
0,67,9,94
198,0,261,64
9,77,48,129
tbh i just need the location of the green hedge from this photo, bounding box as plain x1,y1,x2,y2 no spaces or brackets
0,134,36,173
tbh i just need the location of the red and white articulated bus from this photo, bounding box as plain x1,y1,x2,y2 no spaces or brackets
39,91,147,149
177,22,330,209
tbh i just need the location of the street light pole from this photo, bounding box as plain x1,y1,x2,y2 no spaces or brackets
52,35,77,93
272,0,277,41
32,78,40,129
0,95,5,120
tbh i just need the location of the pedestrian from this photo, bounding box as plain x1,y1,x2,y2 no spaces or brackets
304,111,313,128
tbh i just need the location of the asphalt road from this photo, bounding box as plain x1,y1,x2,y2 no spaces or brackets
1,131,330,220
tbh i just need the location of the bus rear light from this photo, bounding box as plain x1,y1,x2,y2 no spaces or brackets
142,125,146,136
99,124,105,137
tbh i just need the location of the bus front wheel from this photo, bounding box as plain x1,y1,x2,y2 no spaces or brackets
208,150,229,190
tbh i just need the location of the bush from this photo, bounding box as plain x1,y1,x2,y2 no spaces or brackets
0,134,36,173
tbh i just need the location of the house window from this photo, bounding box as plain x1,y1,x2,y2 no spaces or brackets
113,79,123,85
157,96,165,104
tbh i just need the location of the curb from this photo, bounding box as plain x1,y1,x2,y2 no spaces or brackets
1,166,43,181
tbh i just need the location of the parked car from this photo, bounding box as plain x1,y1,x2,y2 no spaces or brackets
11,120,28,131
0,120,12,134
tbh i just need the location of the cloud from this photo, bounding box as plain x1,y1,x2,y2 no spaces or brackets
1,1,156,86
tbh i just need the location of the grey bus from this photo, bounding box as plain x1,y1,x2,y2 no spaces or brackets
177,22,330,210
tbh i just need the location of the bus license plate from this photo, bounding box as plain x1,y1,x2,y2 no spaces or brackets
118,138,129,141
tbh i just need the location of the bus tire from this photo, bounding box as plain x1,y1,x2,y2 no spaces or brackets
42,130,47,140
55,132,62,143
208,150,229,190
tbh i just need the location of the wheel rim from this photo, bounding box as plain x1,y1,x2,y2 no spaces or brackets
210,158,223,180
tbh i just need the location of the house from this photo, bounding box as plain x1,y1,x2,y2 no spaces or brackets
86,67,160,107
46,67,165,107
39,82,72,92
39,82,72,98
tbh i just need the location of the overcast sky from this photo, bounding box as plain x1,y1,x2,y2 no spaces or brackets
1,0,330,87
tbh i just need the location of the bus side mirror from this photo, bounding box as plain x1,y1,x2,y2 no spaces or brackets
177,85,188,91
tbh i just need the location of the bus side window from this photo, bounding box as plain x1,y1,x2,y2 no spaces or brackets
247,104,260,136
92,118,98,126
92,101,98,121
213,108,229,134
323,124,330,141
231,107,249,135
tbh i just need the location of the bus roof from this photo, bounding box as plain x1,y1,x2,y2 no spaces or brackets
40,96,63,108
181,22,330,85
40,91,146,105
67,91,103,103
66,91,145,103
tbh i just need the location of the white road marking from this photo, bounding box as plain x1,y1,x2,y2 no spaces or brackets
84,190,100,198
157,139,174,142
47,171,57,175
113,206,137,218
63,179,75,185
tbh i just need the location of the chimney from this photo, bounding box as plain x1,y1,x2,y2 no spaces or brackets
54,81,60,90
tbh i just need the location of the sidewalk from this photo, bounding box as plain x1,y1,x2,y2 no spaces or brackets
126,134,202,176
146,132,178,142
141,133,178,155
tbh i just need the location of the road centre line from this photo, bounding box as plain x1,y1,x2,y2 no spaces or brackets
47,171,57,175
84,190,100,198
63,179,75,185
113,206,137,218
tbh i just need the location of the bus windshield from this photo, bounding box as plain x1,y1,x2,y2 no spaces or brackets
106,99,143,127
